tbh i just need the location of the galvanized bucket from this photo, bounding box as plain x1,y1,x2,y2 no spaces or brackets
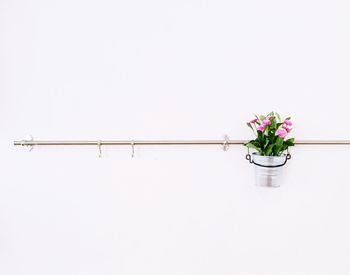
246,152,291,187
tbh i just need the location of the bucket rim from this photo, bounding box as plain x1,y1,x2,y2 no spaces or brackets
252,152,288,158
248,152,291,168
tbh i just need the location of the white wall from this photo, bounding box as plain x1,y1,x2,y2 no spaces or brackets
1,1,350,274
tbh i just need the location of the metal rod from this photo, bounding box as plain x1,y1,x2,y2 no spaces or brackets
13,139,350,146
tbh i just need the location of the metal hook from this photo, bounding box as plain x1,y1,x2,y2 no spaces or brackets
222,135,230,152
286,149,291,160
246,147,253,163
97,140,102,158
21,135,34,152
131,140,135,158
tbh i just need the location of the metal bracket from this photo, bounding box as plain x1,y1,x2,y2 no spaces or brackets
222,135,230,152
131,140,135,158
19,135,34,152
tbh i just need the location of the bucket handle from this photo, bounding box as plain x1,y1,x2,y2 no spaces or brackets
246,151,291,168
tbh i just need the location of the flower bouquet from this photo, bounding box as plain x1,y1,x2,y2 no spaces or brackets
245,112,295,187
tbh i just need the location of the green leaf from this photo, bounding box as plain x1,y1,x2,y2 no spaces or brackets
263,139,270,149
284,138,295,146
276,122,283,128
272,137,284,155
276,137,283,147
271,118,276,129
246,122,254,131
276,112,281,122
265,144,274,156
282,144,289,151
274,145,282,156
254,114,261,125
245,142,262,154
265,124,269,134
251,140,260,147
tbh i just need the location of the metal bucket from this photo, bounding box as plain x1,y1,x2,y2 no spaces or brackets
248,153,290,187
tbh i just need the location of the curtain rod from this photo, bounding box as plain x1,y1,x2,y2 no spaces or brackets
14,139,350,146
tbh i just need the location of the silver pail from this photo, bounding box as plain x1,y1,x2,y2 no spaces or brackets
251,153,289,187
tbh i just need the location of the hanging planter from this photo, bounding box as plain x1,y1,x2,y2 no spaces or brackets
244,112,295,187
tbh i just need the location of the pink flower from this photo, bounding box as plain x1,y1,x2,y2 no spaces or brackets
249,118,258,124
262,119,271,126
284,119,292,126
283,124,293,133
257,124,266,132
276,127,288,138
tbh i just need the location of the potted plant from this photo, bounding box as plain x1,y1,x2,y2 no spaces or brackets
245,112,295,187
